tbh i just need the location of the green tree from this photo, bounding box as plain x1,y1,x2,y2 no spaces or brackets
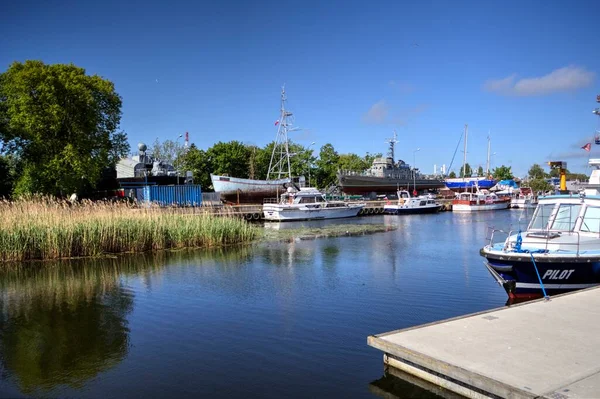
0,61,129,197
179,144,212,189
448,171,457,178
528,178,553,193
528,163,547,180
459,163,472,178
567,172,588,181
492,165,514,180
0,155,15,198
207,141,250,178
477,166,484,176
338,153,370,172
315,143,339,189
364,152,381,168
152,137,185,165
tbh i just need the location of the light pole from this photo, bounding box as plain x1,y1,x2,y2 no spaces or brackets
413,148,420,194
308,142,315,187
175,134,183,185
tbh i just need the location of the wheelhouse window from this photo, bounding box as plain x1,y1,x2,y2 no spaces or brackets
529,203,555,230
550,204,582,231
580,206,600,233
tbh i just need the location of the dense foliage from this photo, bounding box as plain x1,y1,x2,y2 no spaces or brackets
0,61,130,197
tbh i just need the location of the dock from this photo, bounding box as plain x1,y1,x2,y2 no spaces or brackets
368,287,600,399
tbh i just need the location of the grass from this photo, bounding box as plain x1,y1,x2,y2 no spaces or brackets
0,197,259,262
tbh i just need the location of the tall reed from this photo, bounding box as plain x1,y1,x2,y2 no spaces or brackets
0,197,259,262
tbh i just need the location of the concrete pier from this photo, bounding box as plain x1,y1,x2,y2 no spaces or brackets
368,287,600,398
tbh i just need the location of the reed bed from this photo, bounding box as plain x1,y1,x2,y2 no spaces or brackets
0,198,259,262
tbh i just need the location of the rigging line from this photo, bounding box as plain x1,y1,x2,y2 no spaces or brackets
445,130,464,177
530,252,550,300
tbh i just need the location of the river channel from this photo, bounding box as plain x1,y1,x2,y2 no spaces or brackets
0,210,533,398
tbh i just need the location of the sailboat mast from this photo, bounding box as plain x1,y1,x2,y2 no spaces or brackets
462,124,468,185
486,132,491,176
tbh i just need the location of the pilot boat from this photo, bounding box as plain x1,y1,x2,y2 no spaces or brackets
481,158,600,299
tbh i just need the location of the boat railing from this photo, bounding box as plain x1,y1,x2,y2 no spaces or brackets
263,198,280,204
486,228,510,247
488,228,583,256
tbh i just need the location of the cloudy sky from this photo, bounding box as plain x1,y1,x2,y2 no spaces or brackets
2,0,598,176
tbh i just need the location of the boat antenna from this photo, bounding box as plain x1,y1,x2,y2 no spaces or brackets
267,86,294,180
386,130,399,163
486,131,491,176
462,124,468,192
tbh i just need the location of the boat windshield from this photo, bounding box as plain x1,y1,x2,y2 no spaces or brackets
550,204,582,231
580,206,600,233
529,203,555,230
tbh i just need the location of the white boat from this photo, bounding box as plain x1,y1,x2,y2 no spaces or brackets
262,187,365,221
383,190,442,214
482,97,600,300
452,191,510,212
451,125,510,212
482,158,600,299
510,192,538,209
211,87,297,203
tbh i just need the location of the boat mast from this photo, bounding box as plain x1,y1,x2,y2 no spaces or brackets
486,132,491,177
267,87,294,180
462,124,468,191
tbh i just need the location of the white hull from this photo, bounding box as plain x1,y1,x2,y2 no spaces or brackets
510,198,538,209
452,202,510,212
211,174,291,202
263,204,363,221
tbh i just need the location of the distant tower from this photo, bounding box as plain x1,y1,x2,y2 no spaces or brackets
185,132,189,148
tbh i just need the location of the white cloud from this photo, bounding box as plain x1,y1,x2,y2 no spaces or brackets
363,100,389,124
484,66,595,96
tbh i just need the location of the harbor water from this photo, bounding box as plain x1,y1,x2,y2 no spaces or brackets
0,210,533,398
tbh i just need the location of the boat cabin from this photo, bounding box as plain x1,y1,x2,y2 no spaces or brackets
279,188,326,205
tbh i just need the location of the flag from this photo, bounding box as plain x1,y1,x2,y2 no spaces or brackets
582,143,592,152
274,120,280,126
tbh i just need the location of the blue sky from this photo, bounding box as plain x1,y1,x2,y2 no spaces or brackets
2,0,599,177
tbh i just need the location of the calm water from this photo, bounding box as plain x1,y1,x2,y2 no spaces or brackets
0,210,532,398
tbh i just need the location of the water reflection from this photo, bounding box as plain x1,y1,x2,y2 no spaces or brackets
0,248,253,395
369,367,463,399
0,257,136,394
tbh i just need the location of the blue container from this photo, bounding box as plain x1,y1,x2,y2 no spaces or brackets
142,185,202,207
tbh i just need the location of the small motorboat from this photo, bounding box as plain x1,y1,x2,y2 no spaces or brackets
383,190,441,214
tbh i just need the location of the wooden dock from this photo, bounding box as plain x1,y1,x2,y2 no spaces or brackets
368,287,600,398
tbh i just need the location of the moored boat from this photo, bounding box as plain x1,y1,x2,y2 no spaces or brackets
337,131,446,196
481,158,600,299
452,191,510,212
510,190,538,209
263,187,364,222
383,190,442,214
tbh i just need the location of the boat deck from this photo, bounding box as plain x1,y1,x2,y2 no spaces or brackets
368,287,600,398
